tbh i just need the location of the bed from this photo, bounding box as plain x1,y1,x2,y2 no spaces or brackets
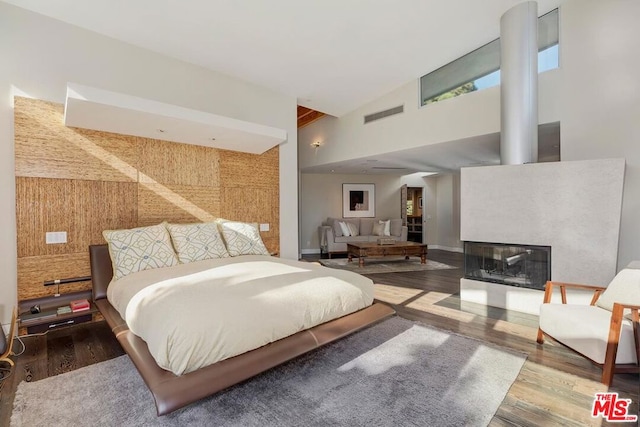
89,244,395,415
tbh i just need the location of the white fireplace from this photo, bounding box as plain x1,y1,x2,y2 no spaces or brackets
459,158,625,314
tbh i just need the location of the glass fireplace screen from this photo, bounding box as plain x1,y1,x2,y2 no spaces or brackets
464,241,551,290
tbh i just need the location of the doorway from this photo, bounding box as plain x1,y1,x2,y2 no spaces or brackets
405,187,423,243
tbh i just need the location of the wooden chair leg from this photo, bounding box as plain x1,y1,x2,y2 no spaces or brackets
602,303,625,386
0,356,14,367
536,328,545,344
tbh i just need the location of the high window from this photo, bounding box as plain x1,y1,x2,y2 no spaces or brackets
420,9,559,106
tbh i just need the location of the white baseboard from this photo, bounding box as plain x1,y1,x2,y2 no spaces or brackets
301,248,321,255
429,245,463,253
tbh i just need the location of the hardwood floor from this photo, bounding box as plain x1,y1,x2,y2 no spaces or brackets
0,249,637,426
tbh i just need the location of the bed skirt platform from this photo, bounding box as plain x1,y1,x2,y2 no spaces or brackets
95,299,394,415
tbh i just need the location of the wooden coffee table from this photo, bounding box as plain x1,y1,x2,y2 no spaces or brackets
347,241,428,267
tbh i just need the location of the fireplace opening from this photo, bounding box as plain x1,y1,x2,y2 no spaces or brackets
464,241,551,290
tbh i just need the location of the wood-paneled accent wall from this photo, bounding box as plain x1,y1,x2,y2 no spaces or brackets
15,97,279,301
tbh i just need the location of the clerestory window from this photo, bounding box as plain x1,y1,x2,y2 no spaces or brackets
420,8,559,106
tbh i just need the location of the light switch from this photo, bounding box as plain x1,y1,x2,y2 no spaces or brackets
259,223,270,232
46,231,67,244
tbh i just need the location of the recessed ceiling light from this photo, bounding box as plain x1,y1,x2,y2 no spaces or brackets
211,137,216,141
330,169,335,173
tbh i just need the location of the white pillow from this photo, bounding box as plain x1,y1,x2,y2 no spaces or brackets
372,222,385,236
103,223,179,280
379,220,391,236
219,221,270,256
346,222,359,237
166,222,229,263
338,221,351,237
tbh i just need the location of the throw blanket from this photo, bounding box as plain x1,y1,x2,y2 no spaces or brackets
107,256,374,375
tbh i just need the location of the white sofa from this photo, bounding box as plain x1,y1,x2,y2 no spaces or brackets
318,217,408,258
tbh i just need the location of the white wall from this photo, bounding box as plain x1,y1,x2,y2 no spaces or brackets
559,0,640,270
299,174,402,253
434,174,462,252
0,3,298,326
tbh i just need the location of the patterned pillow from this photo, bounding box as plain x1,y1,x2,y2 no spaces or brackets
166,222,229,263
103,223,179,280
219,221,270,256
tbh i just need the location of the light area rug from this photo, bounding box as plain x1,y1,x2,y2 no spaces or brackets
11,317,526,427
319,257,458,274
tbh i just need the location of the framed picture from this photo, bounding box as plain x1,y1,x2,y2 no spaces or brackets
342,183,375,218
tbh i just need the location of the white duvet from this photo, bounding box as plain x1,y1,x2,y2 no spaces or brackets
107,255,374,375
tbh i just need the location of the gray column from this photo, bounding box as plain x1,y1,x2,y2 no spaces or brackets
500,1,538,165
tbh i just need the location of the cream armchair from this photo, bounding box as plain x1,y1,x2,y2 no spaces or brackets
537,263,640,385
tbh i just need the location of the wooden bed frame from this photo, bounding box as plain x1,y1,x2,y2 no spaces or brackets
89,244,395,416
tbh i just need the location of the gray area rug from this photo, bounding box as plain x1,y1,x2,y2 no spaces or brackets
319,257,458,274
11,317,525,427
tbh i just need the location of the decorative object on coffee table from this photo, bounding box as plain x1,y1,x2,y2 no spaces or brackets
377,237,396,245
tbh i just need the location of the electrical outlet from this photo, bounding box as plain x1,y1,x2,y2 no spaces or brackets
259,223,270,232
46,231,67,244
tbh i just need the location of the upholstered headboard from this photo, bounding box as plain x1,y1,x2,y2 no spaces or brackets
89,244,113,301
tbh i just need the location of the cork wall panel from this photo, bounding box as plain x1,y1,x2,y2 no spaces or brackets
14,97,138,182
16,177,138,258
72,180,138,245
16,177,74,258
218,146,279,188
138,137,222,186
15,97,281,303
137,183,221,226
220,186,279,253
18,253,92,300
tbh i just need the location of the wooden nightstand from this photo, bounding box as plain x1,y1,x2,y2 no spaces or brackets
18,290,98,335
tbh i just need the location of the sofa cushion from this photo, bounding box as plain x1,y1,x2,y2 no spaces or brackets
390,219,403,237
359,218,374,236
335,235,369,243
